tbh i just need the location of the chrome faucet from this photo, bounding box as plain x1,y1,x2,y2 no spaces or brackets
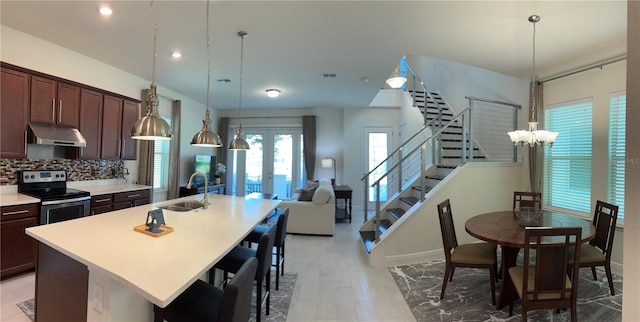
186,172,209,209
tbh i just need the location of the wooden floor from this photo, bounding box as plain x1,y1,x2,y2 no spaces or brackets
0,209,416,321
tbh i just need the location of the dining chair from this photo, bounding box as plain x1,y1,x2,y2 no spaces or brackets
212,225,276,322
507,226,582,322
437,199,497,305
513,191,541,216
569,200,619,295
154,257,258,322
244,208,290,290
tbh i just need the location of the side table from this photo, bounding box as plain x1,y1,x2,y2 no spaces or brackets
333,185,352,223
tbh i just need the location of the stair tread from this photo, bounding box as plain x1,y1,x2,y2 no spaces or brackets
378,219,392,234
400,196,419,206
442,155,486,159
359,231,376,253
426,174,446,180
412,185,434,193
442,147,480,150
387,208,406,220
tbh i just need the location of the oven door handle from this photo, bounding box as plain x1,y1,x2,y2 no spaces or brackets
41,196,91,206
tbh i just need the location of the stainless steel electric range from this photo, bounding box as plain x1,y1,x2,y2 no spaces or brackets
18,170,90,224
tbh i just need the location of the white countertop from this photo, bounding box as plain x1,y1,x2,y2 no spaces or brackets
0,183,151,207
25,194,281,307
76,183,151,196
0,192,40,207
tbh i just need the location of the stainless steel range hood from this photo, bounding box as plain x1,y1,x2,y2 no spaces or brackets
28,123,87,147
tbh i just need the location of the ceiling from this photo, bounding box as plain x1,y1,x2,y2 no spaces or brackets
0,1,627,110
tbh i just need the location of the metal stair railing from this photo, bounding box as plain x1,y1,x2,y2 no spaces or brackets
404,59,445,126
361,107,471,242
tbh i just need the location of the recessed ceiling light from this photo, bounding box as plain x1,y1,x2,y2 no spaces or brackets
99,6,112,16
171,52,182,58
266,89,281,98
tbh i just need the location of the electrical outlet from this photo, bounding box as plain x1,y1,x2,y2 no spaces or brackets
92,283,104,314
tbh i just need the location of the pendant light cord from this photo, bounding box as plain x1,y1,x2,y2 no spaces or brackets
238,32,246,125
530,17,537,122
205,0,211,119
150,0,157,87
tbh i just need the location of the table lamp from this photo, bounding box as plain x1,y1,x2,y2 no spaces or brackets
322,157,336,185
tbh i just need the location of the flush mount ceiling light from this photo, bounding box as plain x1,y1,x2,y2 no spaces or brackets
191,0,222,147
385,67,407,89
266,89,281,98
229,31,250,150
171,52,182,58
131,0,172,141
507,15,559,147
99,6,112,16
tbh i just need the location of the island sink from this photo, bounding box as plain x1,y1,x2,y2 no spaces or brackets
159,201,205,212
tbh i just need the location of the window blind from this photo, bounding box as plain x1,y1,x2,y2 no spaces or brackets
608,92,626,220
543,98,592,214
153,115,171,190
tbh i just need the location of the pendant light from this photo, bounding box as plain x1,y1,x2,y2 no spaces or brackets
385,67,407,89
131,0,172,141
507,15,559,146
191,0,222,147
229,31,250,150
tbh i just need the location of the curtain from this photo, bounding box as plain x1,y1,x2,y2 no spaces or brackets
137,89,155,187
528,81,544,193
167,100,181,199
302,115,316,180
217,117,229,166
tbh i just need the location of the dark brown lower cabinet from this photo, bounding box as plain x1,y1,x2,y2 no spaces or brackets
35,243,88,322
1,203,38,279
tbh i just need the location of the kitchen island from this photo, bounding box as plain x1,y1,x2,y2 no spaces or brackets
25,193,281,322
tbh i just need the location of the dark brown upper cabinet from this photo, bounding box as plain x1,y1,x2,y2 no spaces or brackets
30,76,80,128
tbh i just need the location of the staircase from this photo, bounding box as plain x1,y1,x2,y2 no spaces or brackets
359,63,486,254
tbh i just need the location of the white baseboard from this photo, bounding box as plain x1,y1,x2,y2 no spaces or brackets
384,249,443,267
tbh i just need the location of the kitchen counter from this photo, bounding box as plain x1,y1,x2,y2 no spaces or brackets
69,183,151,196
0,192,40,207
0,182,150,207
26,193,281,321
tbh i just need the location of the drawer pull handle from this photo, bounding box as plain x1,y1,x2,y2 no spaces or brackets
3,209,29,216
94,198,111,203
127,194,141,198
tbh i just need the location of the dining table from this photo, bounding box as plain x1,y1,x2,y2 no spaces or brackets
465,210,595,310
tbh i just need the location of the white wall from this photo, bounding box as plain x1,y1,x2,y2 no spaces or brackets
406,54,531,165
1,25,212,188
623,2,639,319
343,107,401,209
543,59,626,266
216,107,345,184
371,162,525,267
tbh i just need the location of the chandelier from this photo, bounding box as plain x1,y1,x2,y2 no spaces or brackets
508,15,558,147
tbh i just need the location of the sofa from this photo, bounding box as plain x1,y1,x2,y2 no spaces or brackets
280,179,335,236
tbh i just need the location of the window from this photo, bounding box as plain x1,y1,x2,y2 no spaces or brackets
543,98,592,214
153,115,171,190
608,91,626,220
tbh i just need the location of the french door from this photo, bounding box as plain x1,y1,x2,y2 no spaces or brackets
231,128,302,198
365,127,392,206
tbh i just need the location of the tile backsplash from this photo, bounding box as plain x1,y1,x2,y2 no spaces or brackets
0,158,125,185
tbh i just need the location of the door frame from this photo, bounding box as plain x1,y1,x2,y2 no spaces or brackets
363,126,393,207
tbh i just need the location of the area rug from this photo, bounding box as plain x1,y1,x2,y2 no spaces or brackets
389,259,622,321
18,272,297,322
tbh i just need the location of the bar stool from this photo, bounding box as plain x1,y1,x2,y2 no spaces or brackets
244,208,289,290
211,225,276,322
154,257,258,322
